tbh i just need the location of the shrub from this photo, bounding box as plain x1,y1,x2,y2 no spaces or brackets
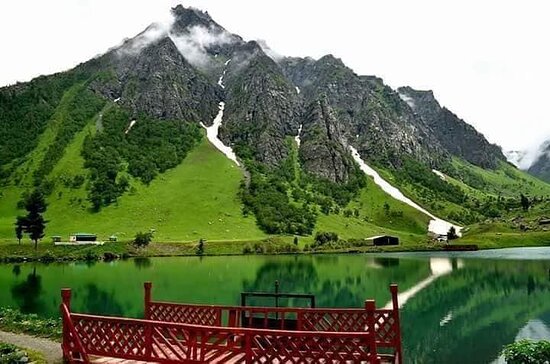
313,231,339,247
133,231,153,247
502,340,550,364
196,239,205,256
84,250,98,261
0,307,61,339
242,244,253,254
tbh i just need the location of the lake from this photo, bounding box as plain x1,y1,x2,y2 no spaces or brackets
2,247,550,363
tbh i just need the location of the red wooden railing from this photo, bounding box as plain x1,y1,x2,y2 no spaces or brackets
61,283,402,363
145,283,402,363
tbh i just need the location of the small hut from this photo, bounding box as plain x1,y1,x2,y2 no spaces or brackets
366,235,399,246
69,233,97,243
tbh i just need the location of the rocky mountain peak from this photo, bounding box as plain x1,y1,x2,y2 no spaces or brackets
171,5,216,30
317,54,345,67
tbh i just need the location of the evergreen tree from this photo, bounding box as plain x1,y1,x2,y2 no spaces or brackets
22,190,48,249
447,226,458,240
14,216,26,244
520,194,531,211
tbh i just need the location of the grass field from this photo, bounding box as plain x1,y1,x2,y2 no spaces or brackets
43,137,266,242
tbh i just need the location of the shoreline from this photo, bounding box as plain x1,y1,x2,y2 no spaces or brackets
1,232,549,263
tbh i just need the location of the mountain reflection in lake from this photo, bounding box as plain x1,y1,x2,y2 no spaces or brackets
1,249,550,363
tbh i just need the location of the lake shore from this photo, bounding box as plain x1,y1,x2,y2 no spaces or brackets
1,230,550,263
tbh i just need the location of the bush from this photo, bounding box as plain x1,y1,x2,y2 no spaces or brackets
502,340,550,363
133,231,153,247
242,244,253,254
0,307,61,339
84,250,98,261
313,231,339,247
196,239,205,256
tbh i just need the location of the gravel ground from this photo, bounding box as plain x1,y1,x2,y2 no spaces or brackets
0,330,61,363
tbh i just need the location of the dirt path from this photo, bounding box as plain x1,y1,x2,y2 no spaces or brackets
0,330,61,363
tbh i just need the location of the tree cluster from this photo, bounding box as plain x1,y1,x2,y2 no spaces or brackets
82,106,202,210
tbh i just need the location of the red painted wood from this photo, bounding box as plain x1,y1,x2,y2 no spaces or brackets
61,283,402,363
143,282,152,320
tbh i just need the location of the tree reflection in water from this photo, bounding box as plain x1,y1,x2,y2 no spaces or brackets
11,266,43,314
133,257,152,270
80,283,125,316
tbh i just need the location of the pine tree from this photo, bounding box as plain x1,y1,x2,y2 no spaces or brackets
15,216,26,244
22,190,48,249
520,194,530,211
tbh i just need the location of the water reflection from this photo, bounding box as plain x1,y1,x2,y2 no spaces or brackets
133,257,152,270
401,259,550,364
0,252,549,363
10,267,43,314
11,265,20,277
80,284,124,316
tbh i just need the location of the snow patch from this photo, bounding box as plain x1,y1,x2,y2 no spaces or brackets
125,120,136,134
384,257,457,309
200,102,240,166
217,59,231,88
217,70,227,88
398,92,416,109
294,124,303,147
295,87,301,94
349,146,462,236
432,169,446,181
439,311,453,327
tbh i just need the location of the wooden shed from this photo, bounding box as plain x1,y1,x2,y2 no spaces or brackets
70,233,97,242
367,235,399,246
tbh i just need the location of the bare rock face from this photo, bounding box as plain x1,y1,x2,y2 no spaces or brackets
221,43,300,166
299,97,354,183
281,55,444,173
91,37,222,123
397,86,506,169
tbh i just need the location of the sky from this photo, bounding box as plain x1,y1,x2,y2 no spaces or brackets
1,0,549,152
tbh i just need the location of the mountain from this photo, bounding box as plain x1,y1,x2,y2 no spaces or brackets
503,140,550,183
528,141,550,182
1,5,549,243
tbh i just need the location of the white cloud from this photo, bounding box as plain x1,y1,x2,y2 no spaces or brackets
169,25,235,68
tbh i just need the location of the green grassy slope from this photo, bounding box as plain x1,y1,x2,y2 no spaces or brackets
315,176,429,244
43,137,266,242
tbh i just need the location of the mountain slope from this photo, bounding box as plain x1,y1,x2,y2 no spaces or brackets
1,5,550,244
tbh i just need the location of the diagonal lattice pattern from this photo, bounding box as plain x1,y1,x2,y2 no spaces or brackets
72,316,147,359
373,311,398,345
67,312,380,363
300,310,369,332
150,303,221,326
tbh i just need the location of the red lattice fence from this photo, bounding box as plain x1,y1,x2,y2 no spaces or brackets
145,283,402,363
61,283,402,363
61,289,380,363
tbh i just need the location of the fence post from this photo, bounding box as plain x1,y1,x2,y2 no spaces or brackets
144,321,153,360
245,333,252,364
144,282,152,320
60,289,72,359
365,299,380,364
390,284,403,364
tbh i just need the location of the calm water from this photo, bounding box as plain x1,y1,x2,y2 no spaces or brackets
2,248,550,363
